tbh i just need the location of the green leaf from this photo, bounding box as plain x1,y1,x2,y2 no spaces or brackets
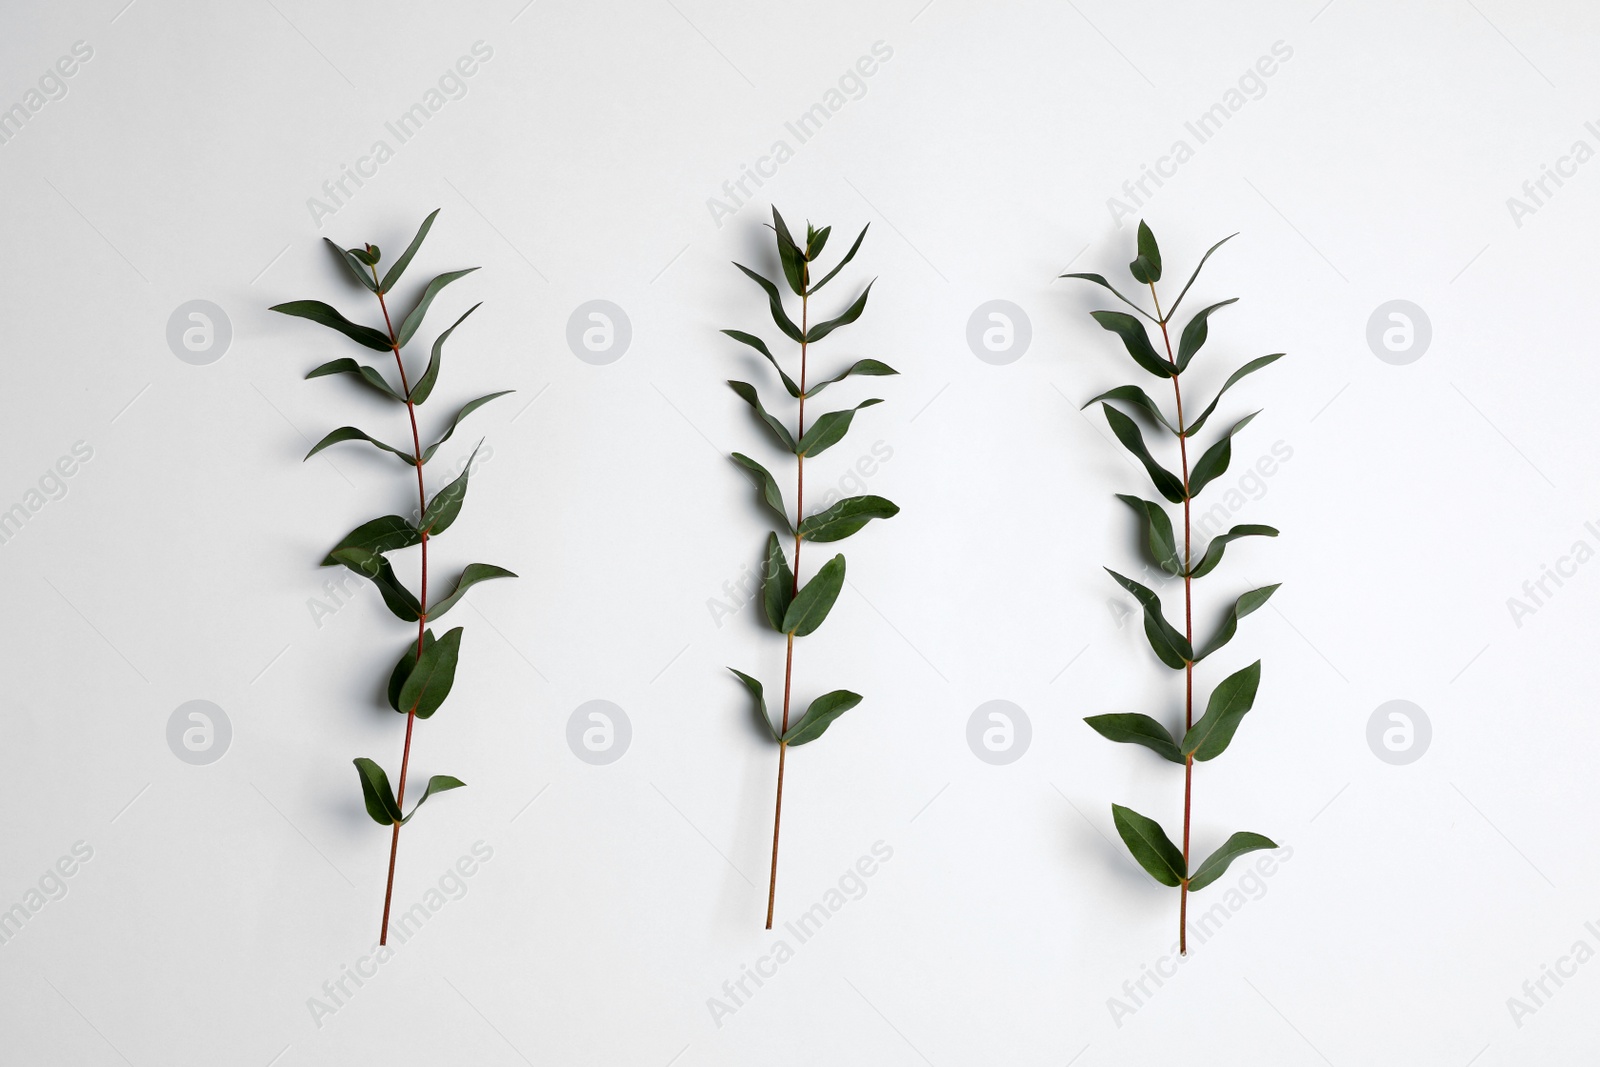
728,381,798,453
761,532,795,632
771,206,807,296
1090,311,1173,378
1112,803,1185,887
380,208,440,294
1083,384,1178,435
723,330,799,397
1107,569,1192,669
798,495,899,542
1187,412,1259,498
353,757,402,825
421,392,514,462
402,775,467,824
420,443,482,536
397,626,463,719
1084,713,1184,763
270,300,393,352
731,452,791,531
808,224,867,295
1117,494,1179,577
427,563,516,619
1165,233,1237,321
1184,354,1283,437
321,515,421,566
798,399,883,457
807,224,831,260
397,268,479,348
1188,832,1278,892
409,303,481,406
1129,219,1162,284
783,690,863,746
387,630,437,711
782,554,845,636
305,426,415,464
305,358,404,402
1188,524,1278,579
1182,660,1261,761
805,281,873,344
1175,298,1238,371
328,546,422,620
350,245,380,267
734,263,805,344
324,238,379,292
1060,271,1156,322
729,668,779,741
804,359,898,399
1101,404,1185,503
1196,585,1280,660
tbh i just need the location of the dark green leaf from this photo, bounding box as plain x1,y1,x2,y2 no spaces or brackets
1101,404,1185,503
1083,384,1178,435
723,329,799,397
731,452,791,531
804,359,898,399
398,626,463,719
304,425,415,464
1195,585,1279,661
380,208,440,294
1112,803,1185,887
1187,412,1259,498
321,515,420,566
761,533,794,632
420,444,481,536
387,630,438,712
1184,354,1284,437
353,757,401,825
401,775,467,824
1060,271,1157,322
808,224,867,295
798,398,883,457
782,554,845,636
1189,525,1278,579
328,546,422,620
409,303,481,406
397,268,478,348
1129,219,1162,284
1176,298,1238,371
734,263,805,344
1090,311,1173,378
1165,233,1237,321
1107,569,1192,669
1084,713,1184,763
1117,494,1179,577
305,358,404,402
1188,831,1278,892
350,245,380,267
771,206,806,296
427,563,516,619
1182,660,1261,761
783,690,863,746
421,392,514,462
805,281,873,344
798,495,899,542
325,238,378,292
807,224,831,260
728,381,797,453
270,300,393,352
729,668,779,741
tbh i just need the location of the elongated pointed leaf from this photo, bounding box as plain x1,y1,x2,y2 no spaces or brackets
729,668,779,741
1117,494,1179,577
1084,384,1178,435
388,630,438,711
1112,803,1185,887
1101,405,1185,503
1176,298,1238,371
1107,569,1192,669
328,546,422,620
805,281,873,344
353,757,401,825
427,563,516,619
305,426,414,464
1084,713,1183,763
1189,524,1278,579
380,208,440,294
321,515,421,566
401,775,466,824
1182,660,1261,761
1196,585,1279,660
807,224,831,260
798,495,899,542
782,554,845,636
734,263,804,344
1061,271,1157,322
728,381,797,452
1090,311,1173,378
397,268,478,348
730,452,791,531
398,626,463,719
808,224,867,294
420,448,477,537
723,330,799,397
1129,220,1162,284
1184,354,1284,437
1187,412,1258,498
797,399,882,457
350,245,380,267
325,238,379,292
421,392,514,462
783,690,863,746
409,303,481,406
771,206,806,296
306,358,404,402
1165,233,1237,321
270,300,393,352
805,359,898,399
1188,831,1278,892
761,532,794,632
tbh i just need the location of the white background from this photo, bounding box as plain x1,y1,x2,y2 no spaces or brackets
1,0,1595,1063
